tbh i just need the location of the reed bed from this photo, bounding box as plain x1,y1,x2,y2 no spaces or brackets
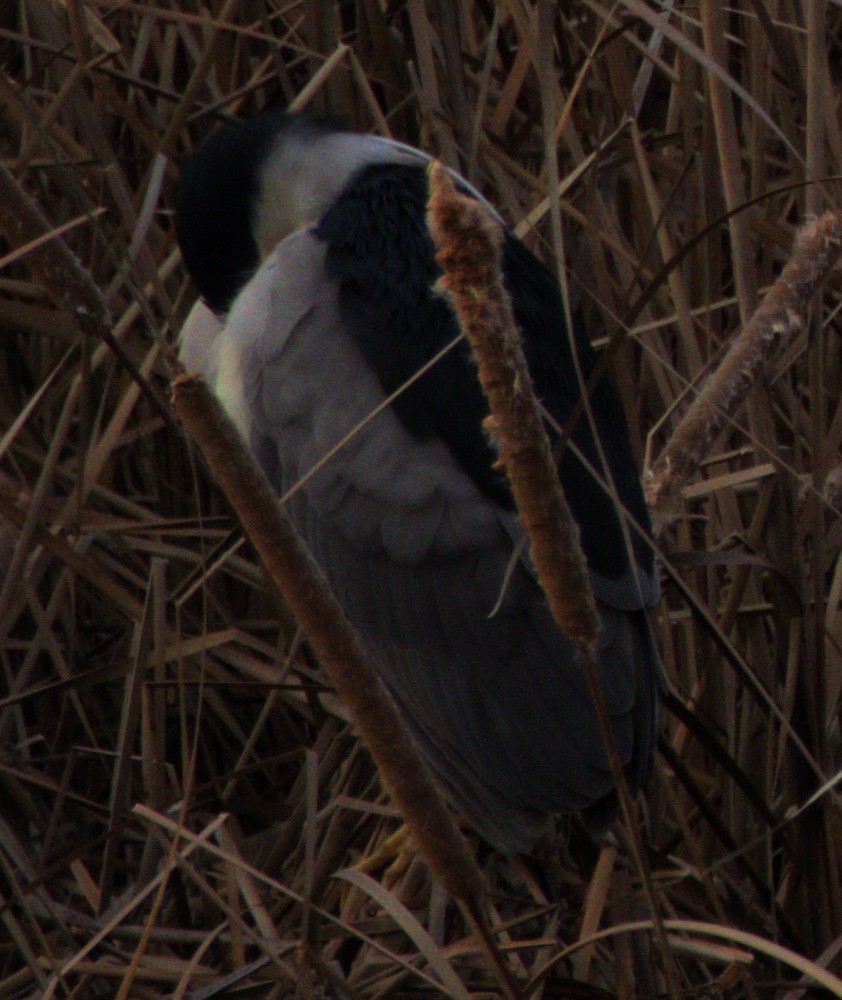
0,2,840,997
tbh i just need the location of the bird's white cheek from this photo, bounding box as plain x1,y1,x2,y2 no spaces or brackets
214,338,253,445
178,299,223,376
177,298,253,446
214,270,277,446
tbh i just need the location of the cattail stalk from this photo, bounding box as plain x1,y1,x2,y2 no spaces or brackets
426,163,677,994
171,371,522,1000
646,213,841,512
426,161,600,656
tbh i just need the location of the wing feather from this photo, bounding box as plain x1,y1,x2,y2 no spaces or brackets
194,226,661,852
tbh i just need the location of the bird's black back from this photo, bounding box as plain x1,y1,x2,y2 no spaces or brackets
315,163,653,584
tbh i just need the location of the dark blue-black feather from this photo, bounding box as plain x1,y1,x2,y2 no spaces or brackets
315,163,652,582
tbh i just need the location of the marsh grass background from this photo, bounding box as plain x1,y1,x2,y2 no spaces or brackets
0,1,840,996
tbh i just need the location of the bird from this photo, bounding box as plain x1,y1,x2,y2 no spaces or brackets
175,108,660,854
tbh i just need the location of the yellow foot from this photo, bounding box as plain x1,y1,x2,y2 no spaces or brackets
355,824,414,889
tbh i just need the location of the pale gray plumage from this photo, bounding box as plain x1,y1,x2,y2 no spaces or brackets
177,110,660,853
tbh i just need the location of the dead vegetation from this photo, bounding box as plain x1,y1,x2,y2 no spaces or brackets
0,1,840,997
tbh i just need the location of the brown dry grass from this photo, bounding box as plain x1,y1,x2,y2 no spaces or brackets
0,2,840,998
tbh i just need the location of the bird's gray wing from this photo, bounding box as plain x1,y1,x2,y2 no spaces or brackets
203,227,657,853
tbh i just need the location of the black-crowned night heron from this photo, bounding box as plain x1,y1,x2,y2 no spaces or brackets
175,109,659,854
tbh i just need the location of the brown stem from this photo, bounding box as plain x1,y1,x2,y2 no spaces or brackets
426,161,600,655
171,373,523,1000
426,161,676,996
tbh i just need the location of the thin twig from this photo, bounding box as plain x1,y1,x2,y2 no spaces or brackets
0,162,170,424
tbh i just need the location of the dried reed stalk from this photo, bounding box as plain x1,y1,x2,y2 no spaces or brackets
426,162,680,997
171,372,522,1000
0,162,167,421
5,0,842,991
171,372,479,899
645,212,842,512
426,161,599,655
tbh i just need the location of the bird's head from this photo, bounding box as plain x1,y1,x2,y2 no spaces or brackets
175,109,422,315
